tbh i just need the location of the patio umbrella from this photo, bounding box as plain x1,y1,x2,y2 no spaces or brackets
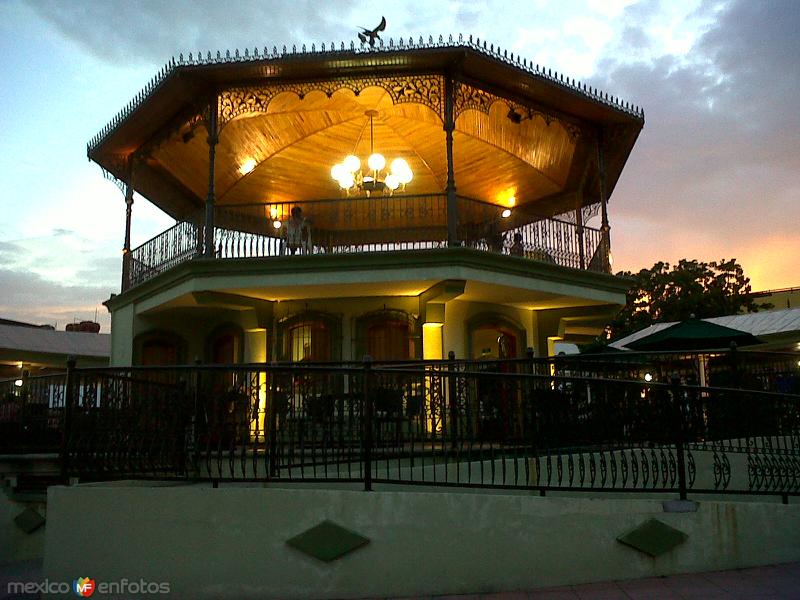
625,318,762,351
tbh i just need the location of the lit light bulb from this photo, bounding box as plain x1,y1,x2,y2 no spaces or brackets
331,163,346,181
239,158,257,175
273,220,282,230
390,158,409,175
343,155,360,172
644,373,653,382
397,168,412,185
367,153,386,171
501,208,512,218
338,172,355,189
385,174,400,190
14,379,23,387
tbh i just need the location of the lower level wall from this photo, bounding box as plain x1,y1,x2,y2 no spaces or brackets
43,483,800,599
0,488,46,564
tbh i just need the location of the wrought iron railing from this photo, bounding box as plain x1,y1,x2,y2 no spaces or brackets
548,349,800,393
129,220,200,286
0,374,66,454
125,195,607,289
49,358,799,499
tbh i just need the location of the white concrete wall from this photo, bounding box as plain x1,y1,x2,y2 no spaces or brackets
43,484,800,599
109,303,134,366
0,489,46,564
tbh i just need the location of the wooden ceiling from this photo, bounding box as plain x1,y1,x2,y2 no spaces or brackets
148,82,579,211
91,45,644,223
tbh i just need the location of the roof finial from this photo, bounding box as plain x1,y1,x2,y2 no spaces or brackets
357,16,386,47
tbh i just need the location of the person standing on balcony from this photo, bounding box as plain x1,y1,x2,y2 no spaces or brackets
282,206,312,255
510,233,525,256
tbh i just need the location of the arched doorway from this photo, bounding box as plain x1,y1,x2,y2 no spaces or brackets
276,312,343,427
355,309,419,362
134,331,186,366
206,324,243,365
466,314,527,441
467,314,526,360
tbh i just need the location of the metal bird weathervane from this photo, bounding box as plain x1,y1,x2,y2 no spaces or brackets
358,16,386,47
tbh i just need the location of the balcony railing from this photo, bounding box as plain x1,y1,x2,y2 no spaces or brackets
4,354,795,498
127,194,608,289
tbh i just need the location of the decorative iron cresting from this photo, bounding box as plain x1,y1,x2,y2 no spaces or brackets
87,33,645,155
218,74,444,126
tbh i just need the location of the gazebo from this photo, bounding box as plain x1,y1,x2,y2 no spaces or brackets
91,35,643,365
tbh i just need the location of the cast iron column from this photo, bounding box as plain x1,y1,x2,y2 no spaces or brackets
204,95,219,258
596,131,611,272
444,75,458,246
575,200,586,270
121,177,134,291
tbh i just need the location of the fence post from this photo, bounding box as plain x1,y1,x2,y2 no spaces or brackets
447,351,458,448
268,363,278,478
671,373,688,500
362,355,373,492
60,357,76,482
191,359,202,476
176,377,188,476
729,342,740,388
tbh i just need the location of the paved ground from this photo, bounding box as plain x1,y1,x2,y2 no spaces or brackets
424,563,800,600
1,561,798,599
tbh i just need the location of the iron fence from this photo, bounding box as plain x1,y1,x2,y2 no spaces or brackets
124,195,607,288
46,358,800,499
0,374,66,453
547,349,800,393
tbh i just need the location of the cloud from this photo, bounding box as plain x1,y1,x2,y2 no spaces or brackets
0,240,24,256
23,0,622,79
594,0,800,287
0,268,113,331
1,230,120,289
24,0,357,65
23,0,497,68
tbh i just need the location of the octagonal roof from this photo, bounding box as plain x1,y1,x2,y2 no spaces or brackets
89,36,644,222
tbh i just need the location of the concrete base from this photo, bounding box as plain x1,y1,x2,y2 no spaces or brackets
43,483,800,599
0,487,46,564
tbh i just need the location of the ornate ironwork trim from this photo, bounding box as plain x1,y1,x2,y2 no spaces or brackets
454,82,582,140
218,74,444,127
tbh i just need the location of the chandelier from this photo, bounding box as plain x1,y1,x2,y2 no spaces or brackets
330,110,413,196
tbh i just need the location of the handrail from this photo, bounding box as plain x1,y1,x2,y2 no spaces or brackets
123,195,609,289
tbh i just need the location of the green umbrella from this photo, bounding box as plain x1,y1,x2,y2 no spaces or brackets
626,319,762,351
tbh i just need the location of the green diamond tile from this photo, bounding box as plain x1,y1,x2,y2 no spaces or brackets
286,520,370,562
14,507,45,534
617,518,688,557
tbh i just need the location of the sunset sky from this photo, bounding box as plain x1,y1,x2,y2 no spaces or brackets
0,0,797,331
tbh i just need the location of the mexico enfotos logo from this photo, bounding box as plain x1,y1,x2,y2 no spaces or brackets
6,577,170,596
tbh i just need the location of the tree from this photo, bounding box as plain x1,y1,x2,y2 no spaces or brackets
601,258,764,344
